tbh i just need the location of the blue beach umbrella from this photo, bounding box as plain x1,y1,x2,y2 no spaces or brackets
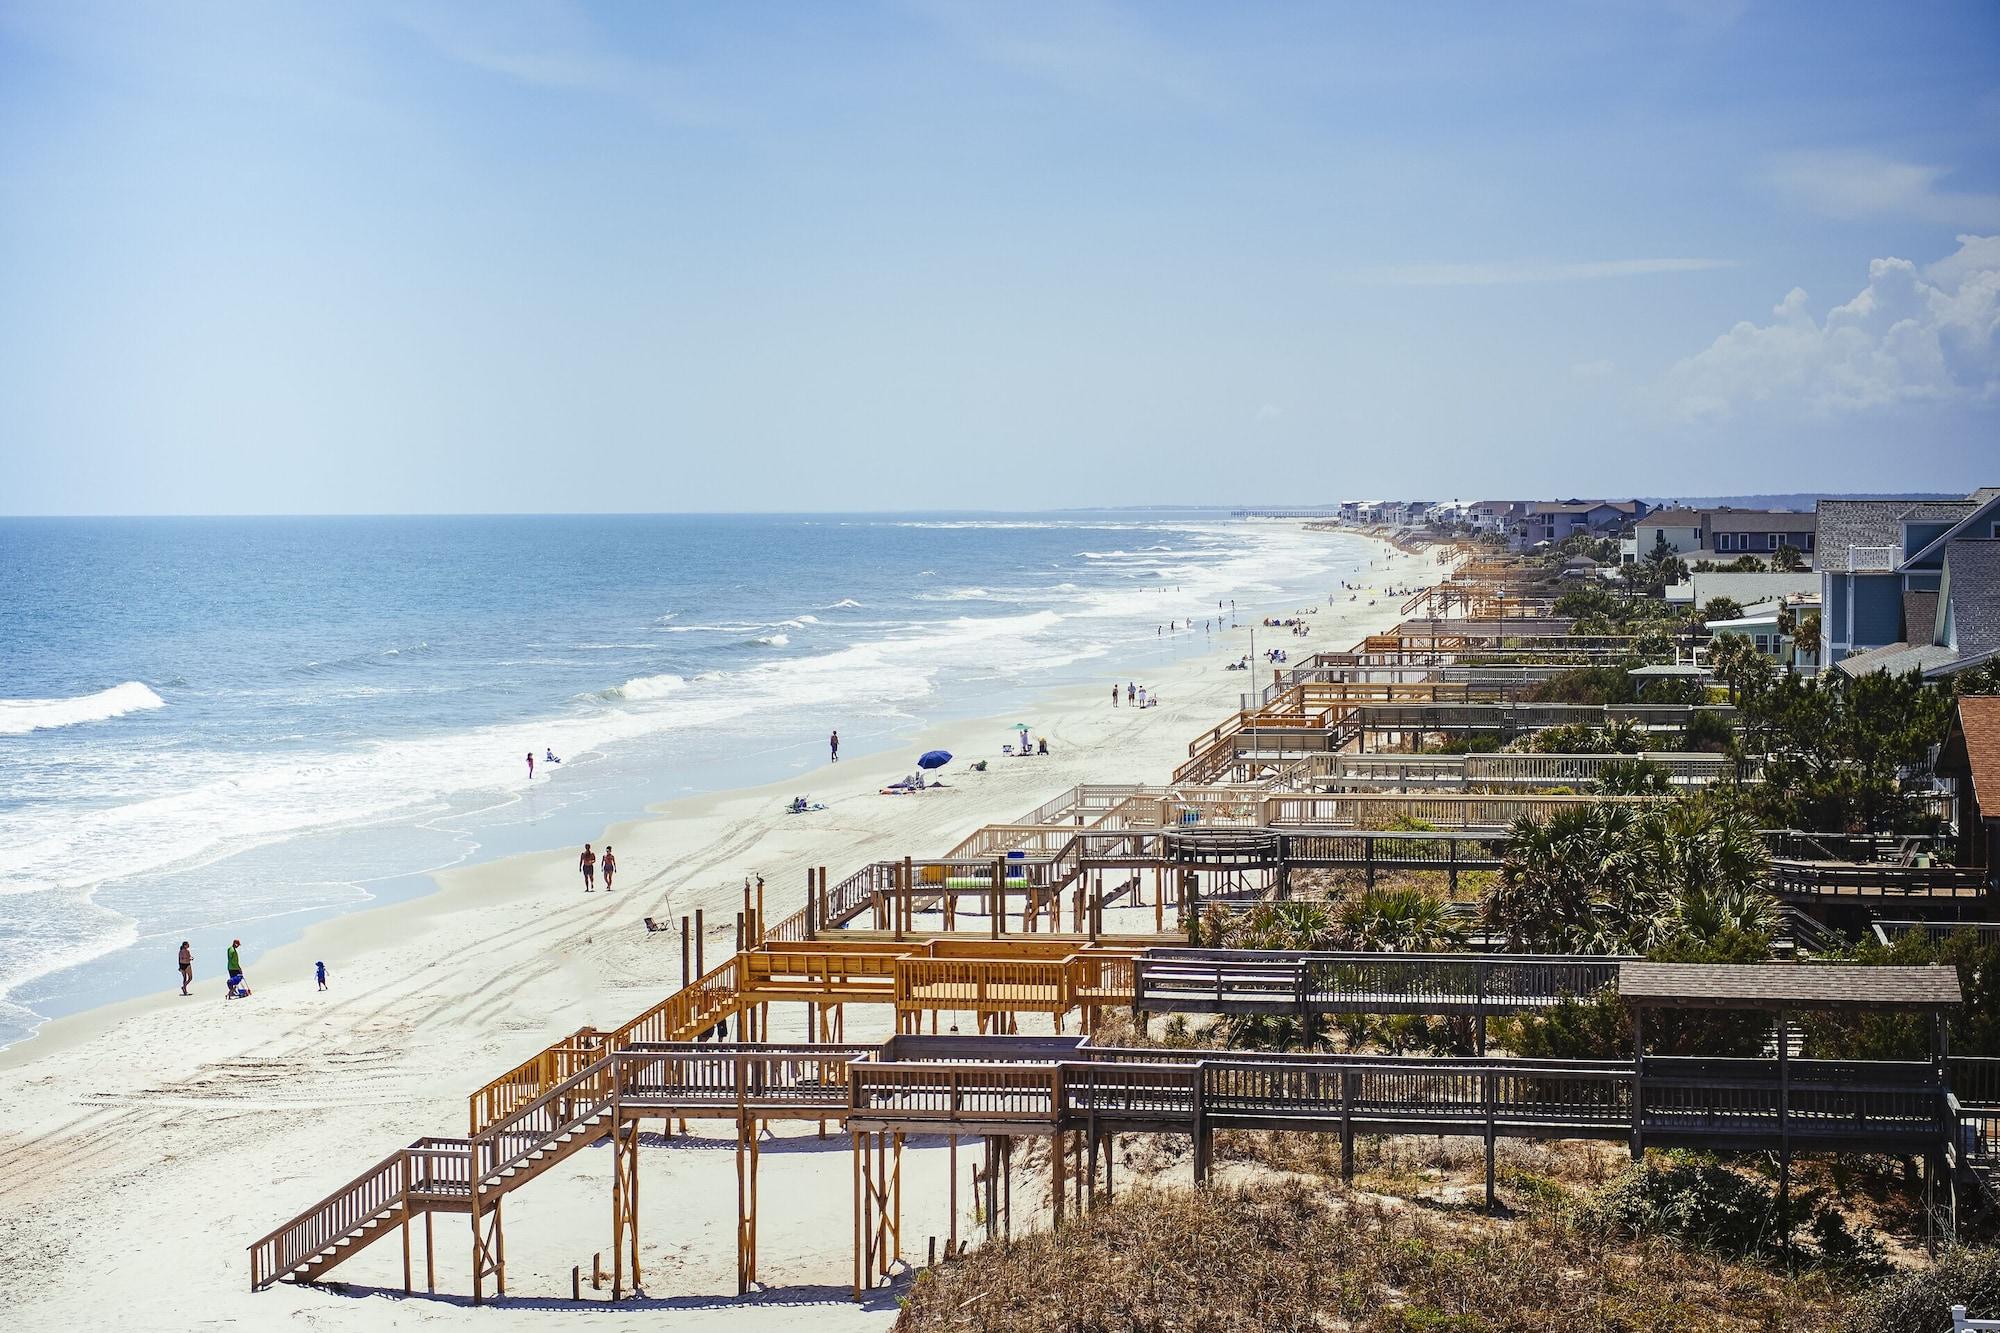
918,750,953,770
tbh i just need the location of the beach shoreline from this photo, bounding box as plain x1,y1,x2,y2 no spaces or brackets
0,528,1436,1330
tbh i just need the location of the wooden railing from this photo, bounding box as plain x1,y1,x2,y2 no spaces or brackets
1133,950,1623,1017
896,957,1074,1013
1264,791,1660,828
1769,860,1990,898
468,1029,606,1134
248,1137,470,1289
848,1061,1063,1128
1305,751,1743,791
617,1043,870,1112
469,1048,631,1185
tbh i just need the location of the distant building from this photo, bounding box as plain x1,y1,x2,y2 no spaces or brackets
1507,499,1649,551
1623,506,1816,564
1817,486,2000,670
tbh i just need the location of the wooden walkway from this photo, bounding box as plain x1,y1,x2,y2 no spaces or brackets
253,1030,1993,1301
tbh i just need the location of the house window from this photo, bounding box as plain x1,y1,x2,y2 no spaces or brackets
1717,534,1733,552
1768,534,1779,551
1755,634,1771,653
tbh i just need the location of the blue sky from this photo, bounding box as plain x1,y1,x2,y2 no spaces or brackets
2,1,1996,514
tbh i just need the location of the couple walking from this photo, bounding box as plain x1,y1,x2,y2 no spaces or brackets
579,843,618,891
177,938,248,999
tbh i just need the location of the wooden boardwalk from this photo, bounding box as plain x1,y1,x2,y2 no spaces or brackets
253,1029,1994,1301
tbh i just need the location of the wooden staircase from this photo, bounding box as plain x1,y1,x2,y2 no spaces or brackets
249,1136,472,1289
252,1055,626,1291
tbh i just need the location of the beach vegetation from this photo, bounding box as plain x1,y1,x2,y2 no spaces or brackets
891,1179,1853,1333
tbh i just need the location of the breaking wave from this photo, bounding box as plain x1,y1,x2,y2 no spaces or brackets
0,682,166,736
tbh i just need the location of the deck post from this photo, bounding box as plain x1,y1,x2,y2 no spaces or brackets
736,1113,760,1293
1483,1068,1497,1212
400,1173,412,1294
424,1208,435,1294
851,1131,864,1300
991,859,1004,938
1051,1126,1064,1227
695,909,705,979
613,1118,642,1298
681,917,690,987
1340,1068,1355,1183
1192,1062,1211,1185
948,1135,958,1257
805,869,817,941
819,865,829,930
1777,1007,1791,1257
1629,1008,1645,1161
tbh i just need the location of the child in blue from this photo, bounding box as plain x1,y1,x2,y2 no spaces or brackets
315,960,328,991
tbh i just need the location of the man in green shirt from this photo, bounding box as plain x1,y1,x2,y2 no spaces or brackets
226,938,242,997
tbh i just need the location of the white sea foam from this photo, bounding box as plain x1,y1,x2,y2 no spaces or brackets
823,598,864,609
0,682,166,736
606,673,688,701
750,633,791,647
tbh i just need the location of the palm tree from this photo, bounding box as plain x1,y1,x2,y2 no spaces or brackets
1792,610,1821,661
1336,888,1464,952
1485,804,1648,951
1671,883,1779,944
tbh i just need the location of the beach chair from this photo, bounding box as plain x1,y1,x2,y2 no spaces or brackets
644,917,671,933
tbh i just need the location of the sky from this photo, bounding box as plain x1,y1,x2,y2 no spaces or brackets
1,0,1996,514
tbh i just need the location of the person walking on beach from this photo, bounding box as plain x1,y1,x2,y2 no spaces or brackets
1111,683,1119,707
526,750,535,780
601,845,617,892
1127,682,1135,705
830,729,840,763
580,843,597,891
178,941,192,996
316,960,328,991
225,938,244,999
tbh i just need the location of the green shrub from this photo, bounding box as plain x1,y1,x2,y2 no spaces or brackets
1577,1153,1886,1277
1850,1245,2000,1333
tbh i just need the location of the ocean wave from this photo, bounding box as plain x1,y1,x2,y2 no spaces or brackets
0,682,167,736
822,598,864,609
747,633,790,647
603,673,687,701
662,623,762,634
917,587,1005,602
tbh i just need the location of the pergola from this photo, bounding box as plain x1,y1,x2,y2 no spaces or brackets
1619,961,1963,1229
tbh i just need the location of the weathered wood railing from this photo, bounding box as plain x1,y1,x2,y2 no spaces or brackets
1769,860,1989,898
249,1137,473,1289
1133,949,1623,1017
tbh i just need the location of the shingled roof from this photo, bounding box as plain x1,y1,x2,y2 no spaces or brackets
1813,500,1915,572
1940,695,2000,812
1943,539,2000,659
1618,961,1962,1009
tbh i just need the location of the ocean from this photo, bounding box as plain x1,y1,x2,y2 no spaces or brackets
0,512,1377,1047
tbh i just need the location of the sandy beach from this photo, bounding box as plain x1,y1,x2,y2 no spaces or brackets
0,534,1435,1332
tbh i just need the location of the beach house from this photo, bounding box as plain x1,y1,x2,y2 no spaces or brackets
1506,499,1649,551
1815,489,1999,661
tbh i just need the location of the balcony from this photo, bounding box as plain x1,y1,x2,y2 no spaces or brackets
1847,545,1898,571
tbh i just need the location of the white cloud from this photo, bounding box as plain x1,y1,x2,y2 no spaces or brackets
1770,150,2000,228
1666,234,2000,420
1348,257,1736,287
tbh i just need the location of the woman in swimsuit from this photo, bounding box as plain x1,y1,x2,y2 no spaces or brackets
178,941,192,996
